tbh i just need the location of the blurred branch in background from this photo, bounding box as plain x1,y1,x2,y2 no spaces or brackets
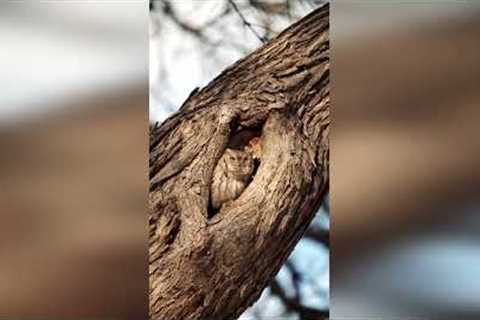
0,91,148,319
0,2,148,319
332,2,480,319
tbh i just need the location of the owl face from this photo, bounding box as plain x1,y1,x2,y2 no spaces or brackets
224,149,254,181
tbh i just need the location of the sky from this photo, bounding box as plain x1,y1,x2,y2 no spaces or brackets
0,2,146,125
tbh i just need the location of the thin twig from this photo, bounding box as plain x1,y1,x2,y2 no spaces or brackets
160,0,209,42
228,0,267,44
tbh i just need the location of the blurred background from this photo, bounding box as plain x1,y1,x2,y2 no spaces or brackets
332,2,480,319
0,2,148,319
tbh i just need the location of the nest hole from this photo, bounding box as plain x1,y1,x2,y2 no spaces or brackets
207,124,264,218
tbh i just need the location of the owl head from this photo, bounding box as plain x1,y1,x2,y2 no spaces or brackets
224,148,254,181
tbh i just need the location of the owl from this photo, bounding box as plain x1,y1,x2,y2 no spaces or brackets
211,148,254,209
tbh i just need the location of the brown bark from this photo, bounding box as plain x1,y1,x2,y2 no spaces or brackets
149,4,329,320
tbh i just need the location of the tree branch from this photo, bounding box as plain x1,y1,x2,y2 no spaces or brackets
149,4,329,319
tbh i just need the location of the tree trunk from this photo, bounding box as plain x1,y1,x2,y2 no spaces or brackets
149,4,329,320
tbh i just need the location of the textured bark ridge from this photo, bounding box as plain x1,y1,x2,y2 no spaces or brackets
149,4,329,319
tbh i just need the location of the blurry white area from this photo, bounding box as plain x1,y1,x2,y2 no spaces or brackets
0,1,147,124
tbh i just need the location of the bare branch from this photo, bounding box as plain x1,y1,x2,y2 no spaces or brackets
305,227,329,248
228,0,267,44
159,0,209,42
270,279,329,320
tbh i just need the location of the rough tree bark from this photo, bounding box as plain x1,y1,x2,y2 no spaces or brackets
149,4,329,320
